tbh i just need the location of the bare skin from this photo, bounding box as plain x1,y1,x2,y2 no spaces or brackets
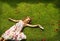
8,17,40,27
0,17,44,41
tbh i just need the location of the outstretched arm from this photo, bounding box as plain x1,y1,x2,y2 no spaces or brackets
8,18,20,23
26,24,38,27
26,24,44,30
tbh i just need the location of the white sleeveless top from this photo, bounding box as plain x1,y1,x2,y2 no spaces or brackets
9,20,24,32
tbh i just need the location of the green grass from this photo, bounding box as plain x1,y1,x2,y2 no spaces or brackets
0,0,60,41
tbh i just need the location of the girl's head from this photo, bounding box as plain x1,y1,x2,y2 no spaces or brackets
23,16,31,24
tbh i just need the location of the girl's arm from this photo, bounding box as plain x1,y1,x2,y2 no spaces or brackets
26,24,38,27
26,24,44,30
8,18,20,23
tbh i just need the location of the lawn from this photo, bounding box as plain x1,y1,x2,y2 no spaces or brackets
0,0,60,41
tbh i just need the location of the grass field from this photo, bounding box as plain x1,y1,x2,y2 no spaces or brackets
0,0,60,41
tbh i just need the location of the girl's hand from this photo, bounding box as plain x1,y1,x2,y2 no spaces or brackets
8,18,11,19
37,24,44,30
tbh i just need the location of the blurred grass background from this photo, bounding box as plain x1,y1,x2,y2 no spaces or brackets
0,0,60,41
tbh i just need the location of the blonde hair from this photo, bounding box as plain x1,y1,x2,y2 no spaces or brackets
23,16,31,24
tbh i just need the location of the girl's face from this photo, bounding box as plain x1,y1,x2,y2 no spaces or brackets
24,17,31,24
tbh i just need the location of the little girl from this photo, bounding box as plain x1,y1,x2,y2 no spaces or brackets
0,16,44,41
